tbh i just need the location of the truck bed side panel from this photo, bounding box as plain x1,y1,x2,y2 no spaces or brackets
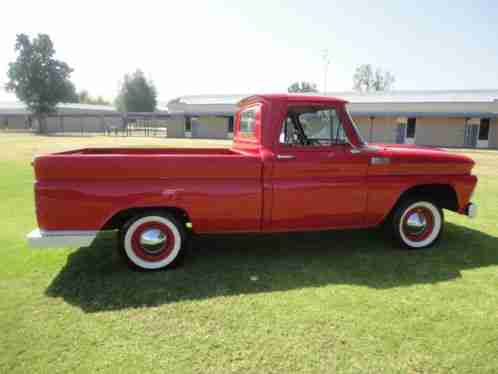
34,154,263,233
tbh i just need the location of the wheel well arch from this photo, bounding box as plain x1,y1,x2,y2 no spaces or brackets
392,183,459,214
101,206,192,231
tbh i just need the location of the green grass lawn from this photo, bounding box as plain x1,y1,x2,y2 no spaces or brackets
1,133,497,373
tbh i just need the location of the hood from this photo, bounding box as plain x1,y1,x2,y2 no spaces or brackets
367,143,475,176
372,143,444,151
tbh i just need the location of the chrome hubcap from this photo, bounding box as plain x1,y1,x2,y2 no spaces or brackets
139,229,167,254
404,211,428,237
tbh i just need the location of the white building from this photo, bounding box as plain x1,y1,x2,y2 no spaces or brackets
167,90,498,148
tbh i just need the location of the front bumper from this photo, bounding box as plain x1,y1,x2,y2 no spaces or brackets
27,229,98,248
464,203,478,219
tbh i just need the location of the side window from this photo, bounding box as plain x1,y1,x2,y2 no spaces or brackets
279,117,299,144
279,107,347,146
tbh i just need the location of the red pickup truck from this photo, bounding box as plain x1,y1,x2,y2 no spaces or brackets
28,94,478,270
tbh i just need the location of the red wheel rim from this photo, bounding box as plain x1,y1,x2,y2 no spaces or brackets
131,222,175,262
402,206,435,242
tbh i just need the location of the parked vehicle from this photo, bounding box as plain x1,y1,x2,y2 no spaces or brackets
27,94,478,270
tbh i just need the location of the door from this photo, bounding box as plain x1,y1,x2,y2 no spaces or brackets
477,118,490,148
405,118,416,144
271,105,369,231
464,123,479,148
395,118,416,144
396,123,406,144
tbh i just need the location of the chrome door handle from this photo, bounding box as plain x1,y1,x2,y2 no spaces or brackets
276,154,295,160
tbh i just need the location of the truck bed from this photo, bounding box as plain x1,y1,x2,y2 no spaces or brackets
33,147,264,232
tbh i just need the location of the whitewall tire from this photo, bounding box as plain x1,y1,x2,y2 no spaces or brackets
392,199,443,249
120,213,186,270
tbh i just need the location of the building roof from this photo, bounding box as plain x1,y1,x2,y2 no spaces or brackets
326,89,498,104
168,94,247,106
169,89,498,106
0,101,118,116
167,90,498,117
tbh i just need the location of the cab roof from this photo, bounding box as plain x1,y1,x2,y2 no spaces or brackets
238,93,348,107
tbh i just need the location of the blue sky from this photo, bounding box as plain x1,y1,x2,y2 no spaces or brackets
1,0,497,102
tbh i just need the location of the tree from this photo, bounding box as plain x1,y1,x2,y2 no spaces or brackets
5,34,76,133
353,64,395,92
78,90,90,104
63,81,79,103
78,89,110,105
288,81,319,93
115,70,157,112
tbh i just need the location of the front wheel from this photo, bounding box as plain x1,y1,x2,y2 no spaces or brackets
392,199,444,249
120,213,187,270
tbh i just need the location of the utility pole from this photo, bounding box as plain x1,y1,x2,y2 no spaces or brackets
322,49,330,94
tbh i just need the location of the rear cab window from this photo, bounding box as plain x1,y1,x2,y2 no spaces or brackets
234,103,261,143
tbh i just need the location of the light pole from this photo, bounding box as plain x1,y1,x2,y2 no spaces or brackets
322,49,330,94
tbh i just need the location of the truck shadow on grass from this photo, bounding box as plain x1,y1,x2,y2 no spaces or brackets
46,222,498,313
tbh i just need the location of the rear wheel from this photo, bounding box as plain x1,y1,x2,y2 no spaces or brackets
120,212,187,270
391,199,443,249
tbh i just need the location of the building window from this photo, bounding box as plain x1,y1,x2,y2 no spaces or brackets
406,118,416,139
479,118,490,140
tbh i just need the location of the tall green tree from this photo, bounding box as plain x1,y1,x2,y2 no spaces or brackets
115,70,157,112
353,64,395,92
288,81,319,93
63,81,79,103
5,34,77,133
78,89,110,105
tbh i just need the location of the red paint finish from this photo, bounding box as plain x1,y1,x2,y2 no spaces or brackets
270,144,369,230
31,94,478,235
